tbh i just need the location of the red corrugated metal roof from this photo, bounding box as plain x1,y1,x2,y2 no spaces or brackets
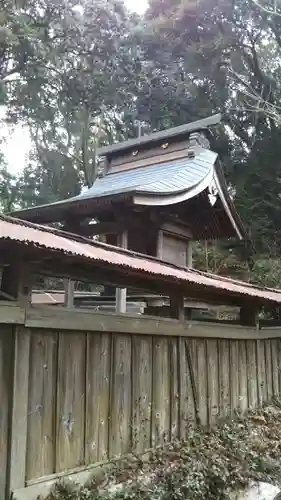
2,214,281,305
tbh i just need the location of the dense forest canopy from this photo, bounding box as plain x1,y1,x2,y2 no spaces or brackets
1,0,281,285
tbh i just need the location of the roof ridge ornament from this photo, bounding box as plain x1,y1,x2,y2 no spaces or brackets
208,178,218,206
189,131,210,150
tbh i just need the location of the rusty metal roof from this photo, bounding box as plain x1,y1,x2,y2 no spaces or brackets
0,214,280,305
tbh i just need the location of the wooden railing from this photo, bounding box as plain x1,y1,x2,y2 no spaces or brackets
0,302,280,500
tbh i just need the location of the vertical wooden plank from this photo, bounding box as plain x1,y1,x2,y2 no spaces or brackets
278,340,281,395
179,338,194,438
85,333,111,464
116,232,128,313
230,341,239,414
218,340,231,419
56,332,86,472
169,338,180,441
238,340,248,414
132,335,152,452
206,339,219,426
26,331,57,480
265,340,273,402
271,339,279,397
256,340,266,406
9,326,31,491
246,340,258,409
196,339,208,426
152,337,170,445
109,335,132,458
64,279,75,308
0,326,14,499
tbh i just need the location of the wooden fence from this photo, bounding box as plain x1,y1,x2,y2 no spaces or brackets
1,303,281,500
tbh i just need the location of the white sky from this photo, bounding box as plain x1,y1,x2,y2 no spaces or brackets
1,0,148,174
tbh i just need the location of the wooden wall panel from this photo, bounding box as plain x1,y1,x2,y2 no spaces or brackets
265,340,273,401
169,338,180,441
152,338,170,445
132,335,153,452
207,340,219,426
238,340,248,414
246,340,258,409
178,338,194,438
196,339,208,426
0,326,14,499
2,318,281,495
109,335,132,458
56,332,86,472
218,340,231,418
85,333,111,464
271,339,279,397
26,331,57,480
278,340,281,394
257,340,267,406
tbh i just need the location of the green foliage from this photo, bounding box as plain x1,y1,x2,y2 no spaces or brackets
46,405,281,500
2,0,281,287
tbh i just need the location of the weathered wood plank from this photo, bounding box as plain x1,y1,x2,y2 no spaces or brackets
238,340,248,414
132,335,153,452
109,335,132,458
246,340,258,409
0,303,25,324
271,339,279,397
26,331,58,480
85,333,111,464
218,340,231,419
152,337,170,445
265,339,273,402
278,340,281,396
230,341,239,414
256,340,267,406
195,339,208,426
26,307,281,339
56,332,86,472
9,327,31,491
169,338,180,440
178,338,193,438
0,326,14,499
206,339,219,426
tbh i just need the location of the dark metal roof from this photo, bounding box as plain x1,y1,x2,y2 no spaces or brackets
68,149,217,200
98,114,221,157
0,214,279,306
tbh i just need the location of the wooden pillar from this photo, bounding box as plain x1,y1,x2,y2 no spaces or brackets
170,293,185,320
187,241,193,268
6,262,34,493
9,327,31,493
156,229,163,259
64,278,75,308
240,305,259,327
116,231,128,313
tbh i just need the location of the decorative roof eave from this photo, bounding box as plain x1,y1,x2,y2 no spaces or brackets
97,114,221,158
9,193,134,224
133,168,214,207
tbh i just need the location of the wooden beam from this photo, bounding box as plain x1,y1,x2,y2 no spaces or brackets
24,306,281,339
116,231,128,313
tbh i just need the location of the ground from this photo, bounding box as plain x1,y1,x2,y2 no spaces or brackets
47,404,281,500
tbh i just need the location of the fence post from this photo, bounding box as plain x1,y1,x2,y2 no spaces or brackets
5,263,34,495
9,327,31,493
